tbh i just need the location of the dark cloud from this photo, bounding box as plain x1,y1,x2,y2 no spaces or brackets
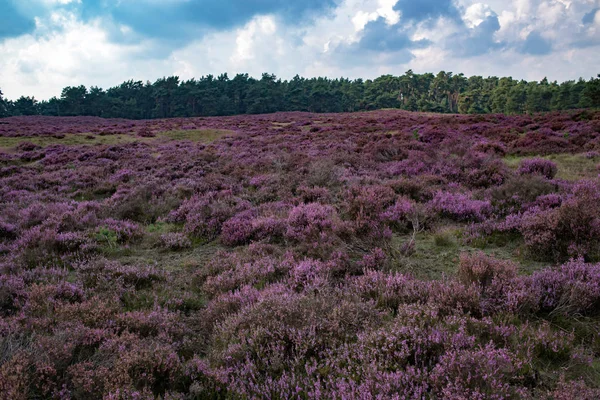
448,15,503,57
393,0,460,23
78,0,337,44
332,18,429,66
0,1,36,39
520,31,552,55
582,8,598,24
354,18,430,52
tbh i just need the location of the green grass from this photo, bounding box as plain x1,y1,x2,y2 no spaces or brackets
0,133,148,151
390,230,547,280
504,153,599,181
146,221,181,234
0,128,234,151
157,129,234,142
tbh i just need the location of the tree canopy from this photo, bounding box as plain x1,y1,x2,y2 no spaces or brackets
1,71,599,119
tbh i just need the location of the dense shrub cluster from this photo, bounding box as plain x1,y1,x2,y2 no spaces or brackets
1,110,599,398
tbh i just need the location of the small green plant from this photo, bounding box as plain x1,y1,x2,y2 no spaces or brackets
434,231,455,247
94,227,118,248
412,129,420,140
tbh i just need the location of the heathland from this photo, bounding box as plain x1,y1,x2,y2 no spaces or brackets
1,109,600,398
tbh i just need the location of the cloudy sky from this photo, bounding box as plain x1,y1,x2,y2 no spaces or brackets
1,0,599,100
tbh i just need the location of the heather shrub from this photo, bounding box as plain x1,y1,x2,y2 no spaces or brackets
209,290,382,397
530,259,600,316
2,109,600,397
0,220,18,240
16,141,41,152
380,197,414,231
428,279,482,317
107,186,170,223
340,185,398,240
296,185,331,203
287,258,331,291
430,345,530,399
472,140,507,156
115,307,187,339
357,247,387,269
95,219,142,245
549,378,600,400
14,227,96,268
351,269,428,310
68,336,186,397
220,207,286,246
194,244,283,284
464,156,510,188
457,252,518,293
305,159,341,187
158,232,192,250
79,261,166,291
520,180,600,261
518,158,558,179
363,136,409,162
202,254,289,298
285,202,336,241
354,307,457,372
429,191,492,222
0,275,26,316
197,285,262,337
168,190,251,240
388,176,438,201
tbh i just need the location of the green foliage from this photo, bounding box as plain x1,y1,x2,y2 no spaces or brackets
94,227,119,249
0,88,8,118
3,71,599,119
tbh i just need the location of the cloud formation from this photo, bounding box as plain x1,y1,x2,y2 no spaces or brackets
77,0,337,44
1,0,599,100
520,31,552,55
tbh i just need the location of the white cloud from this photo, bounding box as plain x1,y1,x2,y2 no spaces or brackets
463,3,497,28
0,12,153,99
1,0,599,100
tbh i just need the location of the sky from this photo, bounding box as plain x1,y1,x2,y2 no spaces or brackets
1,0,599,100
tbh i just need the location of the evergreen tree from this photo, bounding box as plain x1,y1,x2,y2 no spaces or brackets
12,96,38,116
8,71,600,119
0,89,8,118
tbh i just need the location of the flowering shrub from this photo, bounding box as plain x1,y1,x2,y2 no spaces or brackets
1,111,600,397
158,232,192,250
530,259,600,316
430,345,529,399
429,191,492,221
518,158,558,179
221,209,286,246
96,219,141,245
458,252,518,292
168,191,251,239
285,202,336,241
520,180,600,260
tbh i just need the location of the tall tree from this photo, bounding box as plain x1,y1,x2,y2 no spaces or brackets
582,74,600,108
12,96,38,116
61,85,88,116
0,89,8,118
6,71,599,119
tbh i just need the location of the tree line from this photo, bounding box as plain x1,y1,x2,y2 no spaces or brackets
1,71,599,119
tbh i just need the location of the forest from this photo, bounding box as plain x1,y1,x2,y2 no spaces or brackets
1,71,600,119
